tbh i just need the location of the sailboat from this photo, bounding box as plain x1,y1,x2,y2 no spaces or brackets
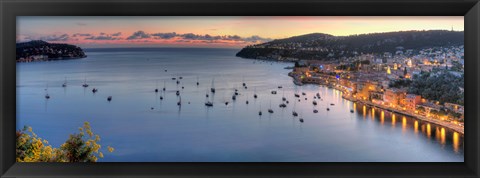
155,80,159,93
196,76,199,86
82,77,89,87
268,101,273,113
62,77,67,87
292,102,298,117
210,78,215,93
163,80,166,91
242,76,246,87
205,94,213,106
44,84,50,99
254,87,257,99
107,96,112,102
177,96,181,106
258,102,262,116
282,88,286,101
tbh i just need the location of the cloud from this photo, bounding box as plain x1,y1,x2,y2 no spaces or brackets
244,35,271,43
85,34,121,40
72,33,92,37
151,32,177,39
111,32,122,36
126,30,271,44
37,34,70,41
126,31,151,40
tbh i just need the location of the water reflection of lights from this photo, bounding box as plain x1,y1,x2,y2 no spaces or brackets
414,121,419,134
391,114,396,127
440,128,446,145
453,132,460,153
371,108,375,120
402,117,407,133
380,111,385,125
427,124,431,138
363,105,366,119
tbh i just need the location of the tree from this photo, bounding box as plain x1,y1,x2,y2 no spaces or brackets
16,122,114,162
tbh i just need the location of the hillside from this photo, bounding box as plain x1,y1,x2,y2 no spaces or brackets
236,30,464,61
16,40,87,62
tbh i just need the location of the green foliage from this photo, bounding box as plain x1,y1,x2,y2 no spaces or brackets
16,122,113,162
389,79,412,88
408,71,464,105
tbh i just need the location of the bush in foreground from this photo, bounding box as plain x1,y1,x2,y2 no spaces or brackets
16,122,114,162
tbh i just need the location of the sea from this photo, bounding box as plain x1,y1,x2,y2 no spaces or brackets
16,48,464,162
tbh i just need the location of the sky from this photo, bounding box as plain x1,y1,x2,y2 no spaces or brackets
17,16,464,48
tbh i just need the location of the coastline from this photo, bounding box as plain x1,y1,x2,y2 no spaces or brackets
291,75,465,135
16,56,87,63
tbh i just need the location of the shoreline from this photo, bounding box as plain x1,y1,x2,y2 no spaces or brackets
16,56,87,63
290,75,464,135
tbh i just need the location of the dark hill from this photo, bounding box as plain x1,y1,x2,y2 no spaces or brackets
16,40,87,62
236,30,464,61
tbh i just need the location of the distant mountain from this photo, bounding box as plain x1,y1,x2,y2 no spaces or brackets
236,30,464,61
16,40,87,62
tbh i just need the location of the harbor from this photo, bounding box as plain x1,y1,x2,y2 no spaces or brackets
16,48,464,162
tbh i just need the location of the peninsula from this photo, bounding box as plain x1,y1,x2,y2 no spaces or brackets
16,40,87,62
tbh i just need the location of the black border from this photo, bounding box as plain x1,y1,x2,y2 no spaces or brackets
1,0,479,177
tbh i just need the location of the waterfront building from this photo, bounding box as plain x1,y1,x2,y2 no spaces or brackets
405,94,422,112
444,102,464,114
383,88,407,108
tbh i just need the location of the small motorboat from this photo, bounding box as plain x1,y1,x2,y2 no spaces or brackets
45,94,50,99
327,108,330,111
92,88,98,93
107,96,112,101
271,91,277,94
302,92,306,96
313,109,318,113
292,111,298,117
350,109,354,113
268,109,274,113
279,103,287,108
176,90,180,96
313,101,317,105
232,95,236,100
299,118,304,123
330,103,335,106
254,94,257,99
294,94,300,98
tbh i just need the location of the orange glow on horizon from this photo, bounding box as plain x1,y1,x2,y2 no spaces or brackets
17,16,464,48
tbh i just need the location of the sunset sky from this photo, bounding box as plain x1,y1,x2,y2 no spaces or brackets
17,16,464,48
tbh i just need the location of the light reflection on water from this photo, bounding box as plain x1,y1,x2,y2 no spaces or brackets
17,48,463,162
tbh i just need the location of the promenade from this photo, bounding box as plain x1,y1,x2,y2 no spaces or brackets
342,95,464,134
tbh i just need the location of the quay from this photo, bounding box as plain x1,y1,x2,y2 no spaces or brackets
344,93,464,134
290,72,464,135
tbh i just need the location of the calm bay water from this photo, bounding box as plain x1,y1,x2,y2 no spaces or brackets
17,48,464,162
